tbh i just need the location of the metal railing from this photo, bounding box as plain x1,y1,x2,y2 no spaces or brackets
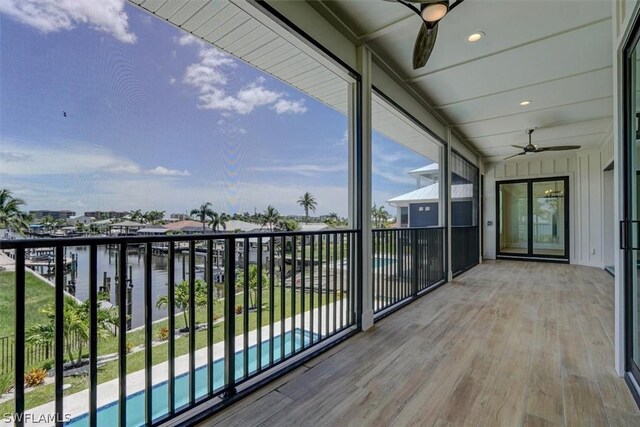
372,227,446,314
0,333,84,375
1,229,358,426
451,226,479,276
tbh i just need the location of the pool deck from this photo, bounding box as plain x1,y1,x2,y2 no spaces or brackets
11,300,350,427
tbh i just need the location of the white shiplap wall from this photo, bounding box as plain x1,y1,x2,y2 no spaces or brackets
483,149,605,268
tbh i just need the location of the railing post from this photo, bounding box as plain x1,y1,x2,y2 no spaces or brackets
14,247,25,427
446,127,453,282
412,230,419,296
223,237,236,398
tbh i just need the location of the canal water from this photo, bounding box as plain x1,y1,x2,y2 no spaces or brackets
2,231,210,328
68,244,208,328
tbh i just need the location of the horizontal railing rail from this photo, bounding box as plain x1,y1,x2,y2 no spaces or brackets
2,229,359,427
0,228,352,249
372,227,446,314
451,225,479,276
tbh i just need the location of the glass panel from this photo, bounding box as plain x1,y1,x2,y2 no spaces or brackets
631,42,640,372
532,180,566,257
498,182,528,254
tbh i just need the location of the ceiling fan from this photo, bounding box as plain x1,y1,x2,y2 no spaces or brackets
504,129,581,160
384,0,466,69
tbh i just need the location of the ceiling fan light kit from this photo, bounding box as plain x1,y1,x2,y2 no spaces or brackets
421,2,449,22
389,0,466,69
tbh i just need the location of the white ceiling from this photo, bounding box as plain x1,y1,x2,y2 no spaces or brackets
311,0,613,163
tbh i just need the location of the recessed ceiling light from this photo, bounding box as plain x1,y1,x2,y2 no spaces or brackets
467,32,484,42
520,100,531,106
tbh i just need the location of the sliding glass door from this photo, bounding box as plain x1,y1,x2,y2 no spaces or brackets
497,177,569,261
622,20,640,396
498,182,528,254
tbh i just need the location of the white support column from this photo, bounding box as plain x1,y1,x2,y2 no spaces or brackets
447,127,453,281
356,45,374,330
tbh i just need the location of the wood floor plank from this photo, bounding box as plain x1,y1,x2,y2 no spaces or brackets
523,413,562,427
198,261,638,427
212,391,294,427
605,406,640,427
563,374,609,427
525,348,564,424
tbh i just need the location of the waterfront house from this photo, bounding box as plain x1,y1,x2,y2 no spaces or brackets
4,1,639,426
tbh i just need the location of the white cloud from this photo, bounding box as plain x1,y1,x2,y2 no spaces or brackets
169,77,176,84
177,34,203,46
0,0,136,43
249,163,347,178
0,139,189,178
181,46,307,116
372,165,416,186
196,81,281,115
271,99,307,115
147,166,190,177
333,129,349,147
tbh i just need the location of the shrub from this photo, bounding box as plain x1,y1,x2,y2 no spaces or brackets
235,305,243,315
0,372,13,394
158,327,169,341
213,312,222,321
125,342,134,354
24,368,47,388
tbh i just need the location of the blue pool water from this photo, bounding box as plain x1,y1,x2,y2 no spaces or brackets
373,258,394,268
67,329,313,426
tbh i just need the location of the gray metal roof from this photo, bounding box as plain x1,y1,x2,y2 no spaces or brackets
387,183,473,205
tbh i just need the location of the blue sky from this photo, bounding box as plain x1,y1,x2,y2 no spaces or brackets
0,0,431,217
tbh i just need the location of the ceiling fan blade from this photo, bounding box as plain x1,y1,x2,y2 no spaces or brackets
413,22,438,70
535,145,581,152
510,145,526,150
448,0,465,12
503,152,526,161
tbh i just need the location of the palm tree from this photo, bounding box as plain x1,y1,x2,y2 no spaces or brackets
40,215,55,231
130,209,144,223
236,265,270,308
373,205,390,228
260,205,280,232
0,189,29,234
209,212,230,232
143,210,165,225
324,212,347,227
371,204,380,228
278,218,300,231
297,192,317,222
190,202,215,232
26,296,118,365
156,279,208,330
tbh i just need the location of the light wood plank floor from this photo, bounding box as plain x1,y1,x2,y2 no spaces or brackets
201,261,640,427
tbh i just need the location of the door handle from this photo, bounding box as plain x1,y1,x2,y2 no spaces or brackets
620,220,628,250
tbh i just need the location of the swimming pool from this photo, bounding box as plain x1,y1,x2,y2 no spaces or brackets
67,329,313,426
373,257,394,268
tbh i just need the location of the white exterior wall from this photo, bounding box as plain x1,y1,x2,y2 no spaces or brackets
483,150,607,268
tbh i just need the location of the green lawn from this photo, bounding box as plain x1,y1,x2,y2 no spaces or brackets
0,271,56,337
0,283,342,413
